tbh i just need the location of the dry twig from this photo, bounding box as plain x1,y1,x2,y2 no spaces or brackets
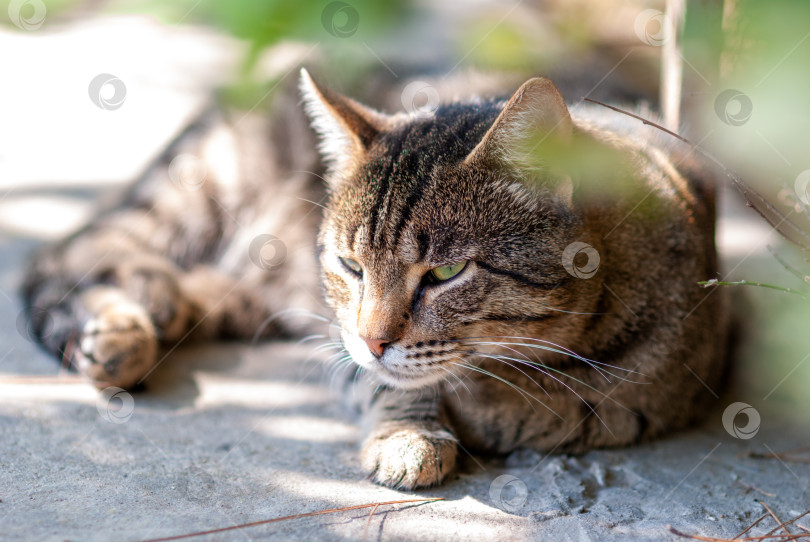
670,509,810,541
759,501,792,537
363,503,381,541
746,448,810,464
734,514,770,539
134,498,444,542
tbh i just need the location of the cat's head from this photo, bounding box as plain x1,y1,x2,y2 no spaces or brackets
301,69,594,389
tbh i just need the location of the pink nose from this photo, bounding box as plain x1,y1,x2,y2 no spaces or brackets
362,337,390,358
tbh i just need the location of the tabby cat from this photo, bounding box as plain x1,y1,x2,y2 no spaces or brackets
22,69,728,489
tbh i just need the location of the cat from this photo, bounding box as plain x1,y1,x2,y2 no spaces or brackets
21,68,729,489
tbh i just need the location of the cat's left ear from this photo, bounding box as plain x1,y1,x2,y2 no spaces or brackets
300,68,392,180
464,77,573,173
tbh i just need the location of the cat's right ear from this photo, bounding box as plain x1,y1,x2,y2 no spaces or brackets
464,77,573,172
300,69,391,181
464,77,576,204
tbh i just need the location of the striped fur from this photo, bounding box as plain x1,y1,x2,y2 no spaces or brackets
21,71,729,489
308,73,728,488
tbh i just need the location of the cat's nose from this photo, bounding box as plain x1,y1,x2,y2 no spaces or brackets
361,337,390,358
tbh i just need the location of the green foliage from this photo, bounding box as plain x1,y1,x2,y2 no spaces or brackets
113,0,406,62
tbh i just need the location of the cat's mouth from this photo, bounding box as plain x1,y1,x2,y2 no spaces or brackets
341,332,457,389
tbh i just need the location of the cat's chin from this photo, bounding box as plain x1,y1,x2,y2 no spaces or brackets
366,367,446,390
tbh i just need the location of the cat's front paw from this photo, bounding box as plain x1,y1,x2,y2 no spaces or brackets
361,422,457,489
74,288,158,390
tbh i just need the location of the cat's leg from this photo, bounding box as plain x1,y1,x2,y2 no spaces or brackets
22,108,324,388
23,222,299,389
356,385,458,489
22,222,211,389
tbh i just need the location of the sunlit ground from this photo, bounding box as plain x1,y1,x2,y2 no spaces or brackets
1,2,809,541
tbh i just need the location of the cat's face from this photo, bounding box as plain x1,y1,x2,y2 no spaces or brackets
302,71,582,389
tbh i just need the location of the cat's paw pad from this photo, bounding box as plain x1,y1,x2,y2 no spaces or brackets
361,424,457,489
75,294,157,390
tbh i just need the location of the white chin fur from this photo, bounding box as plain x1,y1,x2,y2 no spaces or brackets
372,368,445,390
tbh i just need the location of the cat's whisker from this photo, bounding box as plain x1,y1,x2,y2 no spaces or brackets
331,356,355,372
450,360,537,410
298,334,328,344
353,367,383,403
325,351,352,366
290,169,331,187
328,356,358,394
449,361,563,420
304,344,343,363
509,338,645,377
295,197,329,211
325,351,353,368
449,335,589,360
500,343,647,384
469,342,564,390
352,361,364,389
472,351,612,435
500,337,611,369
454,335,646,379
452,346,553,399
373,384,385,396
325,357,351,382
308,341,346,356
451,335,583,356
435,357,473,400
538,305,608,316
459,339,612,382
474,348,610,401
306,347,346,367
251,308,332,345
324,351,351,365
474,346,640,426
466,340,612,382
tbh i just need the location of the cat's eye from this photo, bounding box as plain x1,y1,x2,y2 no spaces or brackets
428,261,467,282
340,257,363,276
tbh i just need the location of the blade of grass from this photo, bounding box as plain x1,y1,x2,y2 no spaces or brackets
698,279,808,299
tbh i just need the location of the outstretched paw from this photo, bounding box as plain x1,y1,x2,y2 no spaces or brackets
113,262,192,341
361,422,457,489
75,288,158,390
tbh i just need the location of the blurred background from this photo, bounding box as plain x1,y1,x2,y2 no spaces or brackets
1,0,810,413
